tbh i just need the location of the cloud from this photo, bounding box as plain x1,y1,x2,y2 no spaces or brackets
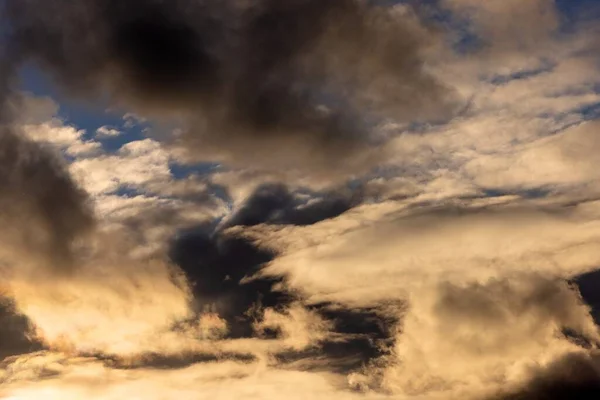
221,183,364,229
2,0,459,175
8,271,191,356
122,112,147,128
95,125,121,138
22,123,102,156
441,0,561,74
373,275,599,396
169,225,293,339
444,0,559,49
69,139,173,195
12,93,102,156
462,120,600,193
0,298,42,360
487,352,600,400
0,91,97,277
96,193,226,258
0,129,95,274
255,303,332,352
233,199,600,396
250,202,600,307
0,352,372,400
1,1,600,400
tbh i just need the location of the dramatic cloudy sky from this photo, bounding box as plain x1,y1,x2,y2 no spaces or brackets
1,0,600,399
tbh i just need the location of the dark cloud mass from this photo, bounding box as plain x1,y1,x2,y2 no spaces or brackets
170,225,292,338
170,183,397,368
488,353,600,400
6,1,600,399
0,63,94,274
0,0,96,275
575,270,600,326
2,0,456,171
0,129,94,271
0,298,43,360
171,224,400,369
224,183,364,228
170,182,366,336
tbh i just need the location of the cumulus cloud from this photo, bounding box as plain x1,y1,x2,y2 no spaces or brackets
70,139,173,195
12,93,102,156
375,275,599,396
95,125,121,138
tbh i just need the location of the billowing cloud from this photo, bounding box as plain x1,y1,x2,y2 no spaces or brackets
2,1,600,400
0,129,95,274
0,298,41,360
2,0,459,175
70,139,173,195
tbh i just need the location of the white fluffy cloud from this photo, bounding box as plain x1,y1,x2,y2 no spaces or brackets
69,139,172,195
95,125,121,138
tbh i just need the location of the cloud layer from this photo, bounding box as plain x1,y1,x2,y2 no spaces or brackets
2,0,459,175
1,0,600,399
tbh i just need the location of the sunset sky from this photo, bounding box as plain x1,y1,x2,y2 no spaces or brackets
1,1,600,399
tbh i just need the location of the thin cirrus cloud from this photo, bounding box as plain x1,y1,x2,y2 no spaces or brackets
0,1,600,400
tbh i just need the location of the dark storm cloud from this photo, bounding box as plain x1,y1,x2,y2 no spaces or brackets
223,183,364,228
574,269,600,326
487,352,600,400
2,0,457,171
167,180,398,367
0,298,43,361
0,81,94,274
0,129,95,271
170,216,400,370
169,225,294,338
170,183,368,338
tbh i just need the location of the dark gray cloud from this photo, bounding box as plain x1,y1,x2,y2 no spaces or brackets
0,5,96,274
575,269,600,326
0,298,43,361
93,350,256,371
223,183,364,228
2,0,457,172
0,129,95,271
169,226,293,338
164,179,399,372
487,352,600,400
170,183,368,338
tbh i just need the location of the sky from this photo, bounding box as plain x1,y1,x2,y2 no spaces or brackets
1,0,600,399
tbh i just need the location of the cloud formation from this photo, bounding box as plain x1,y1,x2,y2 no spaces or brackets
2,0,600,400
2,0,458,174
0,128,94,274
